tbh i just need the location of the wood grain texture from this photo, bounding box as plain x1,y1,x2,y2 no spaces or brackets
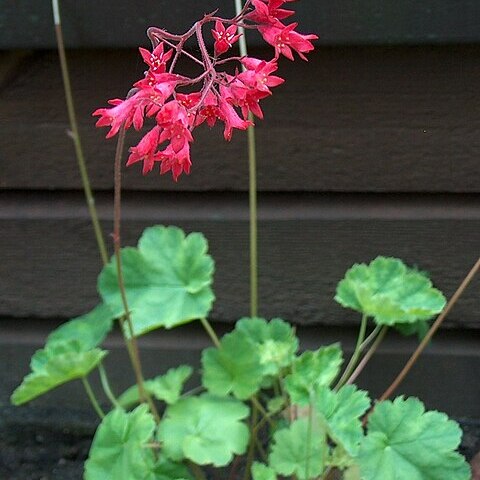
1,191,478,328
1,47,479,192
2,320,479,416
1,0,480,48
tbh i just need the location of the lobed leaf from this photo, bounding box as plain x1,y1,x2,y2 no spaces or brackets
118,365,193,408
11,340,107,405
234,317,298,376
358,396,471,480
202,330,265,400
84,405,158,480
335,257,446,327
252,462,277,480
313,385,370,456
46,304,114,350
98,226,215,337
284,344,343,405
269,418,326,480
158,394,250,467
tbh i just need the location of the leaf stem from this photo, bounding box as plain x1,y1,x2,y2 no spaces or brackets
82,377,105,419
243,399,259,480
379,257,480,401
200,317,221,348
52,0,108,266
234,0,258,318
188,461,207,480
98,362,121,409
113,128,160,423
305,401,313,479
346,326,388,385
335,314,368,390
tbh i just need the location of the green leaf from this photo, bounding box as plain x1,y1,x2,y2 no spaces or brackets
358,396,471,480
202,331,265,400
151,456,193,480
85,405,157,480
98,226,215,336
11,341,107,405
118,365,193,408
335,257,446,326
158,394,250,467
313,385,370,456
269,418,326,480
235,317,298,375
344,465,361,480
395,320,430,340
252,462,277,480
47,304,114,350
284,344,343,405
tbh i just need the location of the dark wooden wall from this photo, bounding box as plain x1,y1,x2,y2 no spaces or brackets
0,1,479,417
0,45,479,328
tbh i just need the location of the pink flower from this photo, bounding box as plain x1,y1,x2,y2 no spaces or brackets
218,93,253,140
156,101,194,152
158,143,192,181
258,22,318,60
138,43,173,73
126,126,162,174
247,0,295,24
196,91,222,127
211,21,241,56
239,58,284,94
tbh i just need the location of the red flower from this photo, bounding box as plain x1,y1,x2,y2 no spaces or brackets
158,143,192,181
258,22,318,60
138,43,173,73
218,93,253,140
247,0,295,24
211,21,241,56
126,126,162,174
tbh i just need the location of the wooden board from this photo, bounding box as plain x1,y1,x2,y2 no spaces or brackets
2,320,480,416
1,191,478,327
1,47,479,192
2,0,480,48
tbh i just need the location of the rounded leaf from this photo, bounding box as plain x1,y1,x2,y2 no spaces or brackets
85,405,157,480
358,396,470,480
202,330,265,400
335,257,446,326
158,394,250,467
98,226,215,336
11,340,107,405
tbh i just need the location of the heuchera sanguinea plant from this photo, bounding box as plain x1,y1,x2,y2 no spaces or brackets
93,0,317,180
11,1,473,479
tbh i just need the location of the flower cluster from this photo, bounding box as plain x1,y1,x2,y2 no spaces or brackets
93,0,317,180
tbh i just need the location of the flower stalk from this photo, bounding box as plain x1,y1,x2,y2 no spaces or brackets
52,0,108,266
113,128,160,422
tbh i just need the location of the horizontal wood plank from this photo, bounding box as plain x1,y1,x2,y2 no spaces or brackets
1,47,479,192
2,320,480,416
1,191,478,328
2,0,480,48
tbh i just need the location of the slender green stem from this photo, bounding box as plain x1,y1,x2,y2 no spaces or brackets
82,377,105,419
305,402,313,479
199,317,221,348
113,128,160,423
243,399,259,480
251,396,275,427
52,0,108,266
379,257,480,401
346,326,388,385
235,0,258,317
359,324,382,350
98,362,121,409
335,314,368,390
